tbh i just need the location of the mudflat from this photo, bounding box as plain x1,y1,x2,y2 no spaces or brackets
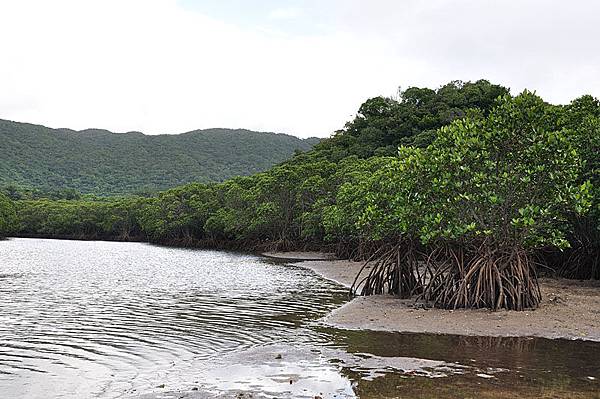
291,258,600,342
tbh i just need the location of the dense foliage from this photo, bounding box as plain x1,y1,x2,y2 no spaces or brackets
0,120,318,196
314,79,509,159
550,95,600,279
339,92,591,309
9,80,600,310
0,193,16,237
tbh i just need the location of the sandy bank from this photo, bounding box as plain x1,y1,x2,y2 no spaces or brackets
293,258,600,342
262,251,336,261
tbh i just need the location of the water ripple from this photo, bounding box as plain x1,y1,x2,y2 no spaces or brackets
0,238,347,398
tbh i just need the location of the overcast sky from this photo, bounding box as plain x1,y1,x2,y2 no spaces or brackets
1,0,599,138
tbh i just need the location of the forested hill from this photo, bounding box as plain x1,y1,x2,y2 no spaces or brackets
0,119,318,196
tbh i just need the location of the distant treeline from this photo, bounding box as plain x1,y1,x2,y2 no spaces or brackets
0,122,319,196
2,80,598,310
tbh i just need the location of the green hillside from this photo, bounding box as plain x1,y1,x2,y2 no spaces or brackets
0,119,318,196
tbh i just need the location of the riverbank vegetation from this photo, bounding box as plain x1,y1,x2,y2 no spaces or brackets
7,80,599,310
0,193,16,238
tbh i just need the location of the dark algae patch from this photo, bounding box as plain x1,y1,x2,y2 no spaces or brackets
330,330,600,398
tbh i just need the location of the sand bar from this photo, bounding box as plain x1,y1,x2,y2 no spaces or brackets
288,257,600,342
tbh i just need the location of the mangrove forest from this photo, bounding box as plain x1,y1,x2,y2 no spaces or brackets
3,80,599,311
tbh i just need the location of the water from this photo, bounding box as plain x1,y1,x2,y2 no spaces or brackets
1,238,599,398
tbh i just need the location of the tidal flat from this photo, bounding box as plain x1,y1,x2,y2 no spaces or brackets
0,240,598,399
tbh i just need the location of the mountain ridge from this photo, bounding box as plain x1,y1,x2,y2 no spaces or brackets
0,118,319,196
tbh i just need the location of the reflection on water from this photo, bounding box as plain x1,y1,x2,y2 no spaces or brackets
0,238,598,399
333,330,600,398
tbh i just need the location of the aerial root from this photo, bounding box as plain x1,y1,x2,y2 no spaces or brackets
353,242,542,311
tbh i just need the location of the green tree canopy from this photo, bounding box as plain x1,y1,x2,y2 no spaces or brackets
0,193,16,237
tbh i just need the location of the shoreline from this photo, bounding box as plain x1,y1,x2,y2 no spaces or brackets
8,241,600,342
262,251,336,261
266,253,600,342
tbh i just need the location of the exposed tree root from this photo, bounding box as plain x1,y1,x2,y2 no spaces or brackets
550,216,600,280
352,241,423,299
335,239,383,262
352,242,542,311
422,245,541,310
554,245,600,280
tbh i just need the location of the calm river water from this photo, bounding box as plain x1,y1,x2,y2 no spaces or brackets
1,238,599,398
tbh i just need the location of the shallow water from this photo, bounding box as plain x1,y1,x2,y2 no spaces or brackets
1,238,599,398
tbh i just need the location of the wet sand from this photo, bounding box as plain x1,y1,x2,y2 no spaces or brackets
292,258,600,342
262,251,336,261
